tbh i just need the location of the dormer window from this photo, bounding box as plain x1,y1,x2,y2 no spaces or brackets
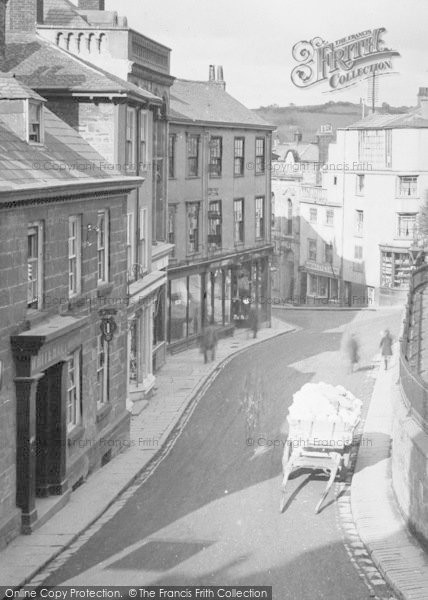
28,101,43,144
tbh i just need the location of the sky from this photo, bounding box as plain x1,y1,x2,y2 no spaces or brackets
104,0,428,109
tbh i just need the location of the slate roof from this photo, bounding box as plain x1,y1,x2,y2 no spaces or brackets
43,0,89,27
0,101,130,191
345,109,428,129
4,33,162,103
170,79,275,130
0,75,45,101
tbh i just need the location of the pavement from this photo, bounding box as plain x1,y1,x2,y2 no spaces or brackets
2,311,428,599
351,346,428,600
0,317,297,590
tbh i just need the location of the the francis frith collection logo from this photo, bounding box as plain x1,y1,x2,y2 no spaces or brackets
291,28,400,91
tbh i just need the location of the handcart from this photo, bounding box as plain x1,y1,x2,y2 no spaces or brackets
280,416,359,514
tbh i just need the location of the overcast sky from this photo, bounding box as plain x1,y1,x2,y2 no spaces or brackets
104,0,427,108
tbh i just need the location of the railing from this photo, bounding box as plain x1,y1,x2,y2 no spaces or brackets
300,185,328,203
400,263,428,430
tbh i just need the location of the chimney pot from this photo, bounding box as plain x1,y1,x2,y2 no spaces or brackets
209,65,215,82
418,87,428,120
215,65,225,90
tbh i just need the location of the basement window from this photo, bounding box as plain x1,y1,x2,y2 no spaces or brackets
28,101,43,144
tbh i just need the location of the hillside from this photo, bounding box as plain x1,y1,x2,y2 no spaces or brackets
253,101,413,142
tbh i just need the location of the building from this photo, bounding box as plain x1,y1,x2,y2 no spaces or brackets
324,91,428,306
0,73,141,545
271,125,336,304
167,69,275,347
4,0,174,405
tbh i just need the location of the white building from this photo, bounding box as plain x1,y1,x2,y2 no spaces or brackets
324,89,428,306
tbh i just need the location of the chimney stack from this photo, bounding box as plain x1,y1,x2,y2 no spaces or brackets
78,0,105,9
216,65,225,90
209,65,215,81
418,87,428,120
0,0,8,68
6,0,39,32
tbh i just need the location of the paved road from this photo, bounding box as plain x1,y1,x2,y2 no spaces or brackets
42,308,402,599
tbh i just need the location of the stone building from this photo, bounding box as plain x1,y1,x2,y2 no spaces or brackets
0,74,141,546
167,69,275,346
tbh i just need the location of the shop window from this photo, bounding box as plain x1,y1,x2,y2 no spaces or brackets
169,278,188,341
234,198,244,243
234,137,245,176
208,200,222,248
188,275,202,335
255,196,265,239
187,134,200,177
380,251,411,289
187,203,200,254
97,334,109,406
397,213,417,239
308,238,317,261
209,136,222,177
68,215,81,297
255,137,265,174
97,210,109,284
67,349,81,432
27,222,43,309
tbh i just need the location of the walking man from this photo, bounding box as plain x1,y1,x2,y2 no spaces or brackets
248,305,259,339
380,329,393,370
201,324,218,364
345,333,360,373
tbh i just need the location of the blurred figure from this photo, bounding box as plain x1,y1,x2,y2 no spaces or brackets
380,329,393,370
345,333,360,373
200,324,218,364
248,305,259,339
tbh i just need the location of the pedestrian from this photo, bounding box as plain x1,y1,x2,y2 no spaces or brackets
380,329,393,370
248,305,259,339
345,333,360,373
200,323,218,364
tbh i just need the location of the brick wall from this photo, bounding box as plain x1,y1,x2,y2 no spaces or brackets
6,0,37,32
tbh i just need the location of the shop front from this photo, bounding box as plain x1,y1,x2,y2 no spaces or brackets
300,261,339,305
167,248,272,349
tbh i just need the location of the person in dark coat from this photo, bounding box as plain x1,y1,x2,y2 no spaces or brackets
380,329,393,370
248,305,259,339
346,333,360,373
201,324,218,364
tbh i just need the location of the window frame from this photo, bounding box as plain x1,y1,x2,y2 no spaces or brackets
233,198,245,244
126,106,137,168
308,238,317,262
397,212,417,239
209,136,223,177
255,137,266,175
27,100,43,144
325,209,334,226
67,348,81,432
309,207,318,223
139,109,149,168
168,134,176,179
97,210,109,285
186,134,200,178
355,209,364,236
208,200,222,248
139,207,148,271
96,334,109,407
27,221,44,310
68,215,82,298
324,242,333,264
255,196,265,240
397,176,418,198
234,137,245,177
186,202,200,254
356,174,365,195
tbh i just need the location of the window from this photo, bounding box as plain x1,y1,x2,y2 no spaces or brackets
139,110,149,167
168,205,176,247
381,250,411,289
28,101,42,143
27,223,43,309
287,199,293,235
397,176,418,197
255,137,266,174
308,238,317,261
168,134,176,178
126,213,135,280
255,196,265,239
355,210,364,235
97,210,109,284
397,213,417,239
356,174,365,194
126,107,136,166
354,245,363,260
208,200,222,248
333,176,337,185
68,216,81,297
187,203,200,253
97,335,108,407
324,242,333,264
310,208,317,223
325,209,334,225
187,135,199,177
234,198,244,243
209,136,222,177
234,137,245,176
139,208,148,271
358,129,392,168
67,349,81,432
